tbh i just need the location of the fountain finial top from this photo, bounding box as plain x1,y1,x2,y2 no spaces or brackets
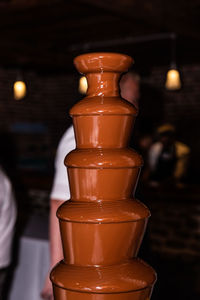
74,52,133,74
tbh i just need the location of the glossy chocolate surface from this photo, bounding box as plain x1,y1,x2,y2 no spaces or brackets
73,52,133,74
53,287,153,300
65,148,143,167
51,52,156,299
57,201,150,266
57,199,150,222
51,259,156,292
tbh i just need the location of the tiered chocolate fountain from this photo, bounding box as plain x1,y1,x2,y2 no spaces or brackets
51,52,156,300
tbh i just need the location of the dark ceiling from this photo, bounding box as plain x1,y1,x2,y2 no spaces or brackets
0,0,200,72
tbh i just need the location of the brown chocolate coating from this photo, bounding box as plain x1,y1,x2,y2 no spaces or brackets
65,148,143,201
51,52,156,299
51,259,156,292
65,148,143,168
73,52,134,74
53,287,153,300
57,199,150,222
57,199,150,265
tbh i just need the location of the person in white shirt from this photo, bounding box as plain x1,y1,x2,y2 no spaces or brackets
0,167,16,296
41,71,140,299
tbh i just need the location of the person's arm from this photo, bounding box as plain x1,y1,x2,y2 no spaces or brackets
41,199,64,300
41,126,75,299
50,199,64,268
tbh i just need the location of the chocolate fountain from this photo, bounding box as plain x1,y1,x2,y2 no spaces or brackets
51,52,156,299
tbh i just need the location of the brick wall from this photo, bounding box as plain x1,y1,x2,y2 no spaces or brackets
0,64,199,152
148,197,200,257
0,64,199,176
0,69,79,148
143,64,200,179
141,188,200,298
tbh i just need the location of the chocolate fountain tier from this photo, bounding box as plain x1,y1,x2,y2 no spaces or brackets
70,96,137,115
65,149,143,201
71,97,137,149
73,52,133,74
57,199,150,222
65,148,143,168
53,288,153,300
51,259,156,293
57,200,150,265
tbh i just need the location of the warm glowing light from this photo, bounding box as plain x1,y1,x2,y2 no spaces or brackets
165,69,181,90
13,80,27,100
79,76,88,94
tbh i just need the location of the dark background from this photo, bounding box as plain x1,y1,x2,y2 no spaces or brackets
0,1,200,299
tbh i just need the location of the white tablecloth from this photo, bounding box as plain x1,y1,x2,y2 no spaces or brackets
9,236,50,300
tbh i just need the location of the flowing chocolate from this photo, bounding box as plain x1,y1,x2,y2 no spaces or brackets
51,52,156,299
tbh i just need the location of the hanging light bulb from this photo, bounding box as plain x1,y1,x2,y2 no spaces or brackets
165,68,181,90
165,34,181,91
13,80,27,100
79,76,88,94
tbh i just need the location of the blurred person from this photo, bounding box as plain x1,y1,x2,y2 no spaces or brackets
0,166,17,297
41,71,140,299
137,133,153,183
147,124,190,187
119,71,140,109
